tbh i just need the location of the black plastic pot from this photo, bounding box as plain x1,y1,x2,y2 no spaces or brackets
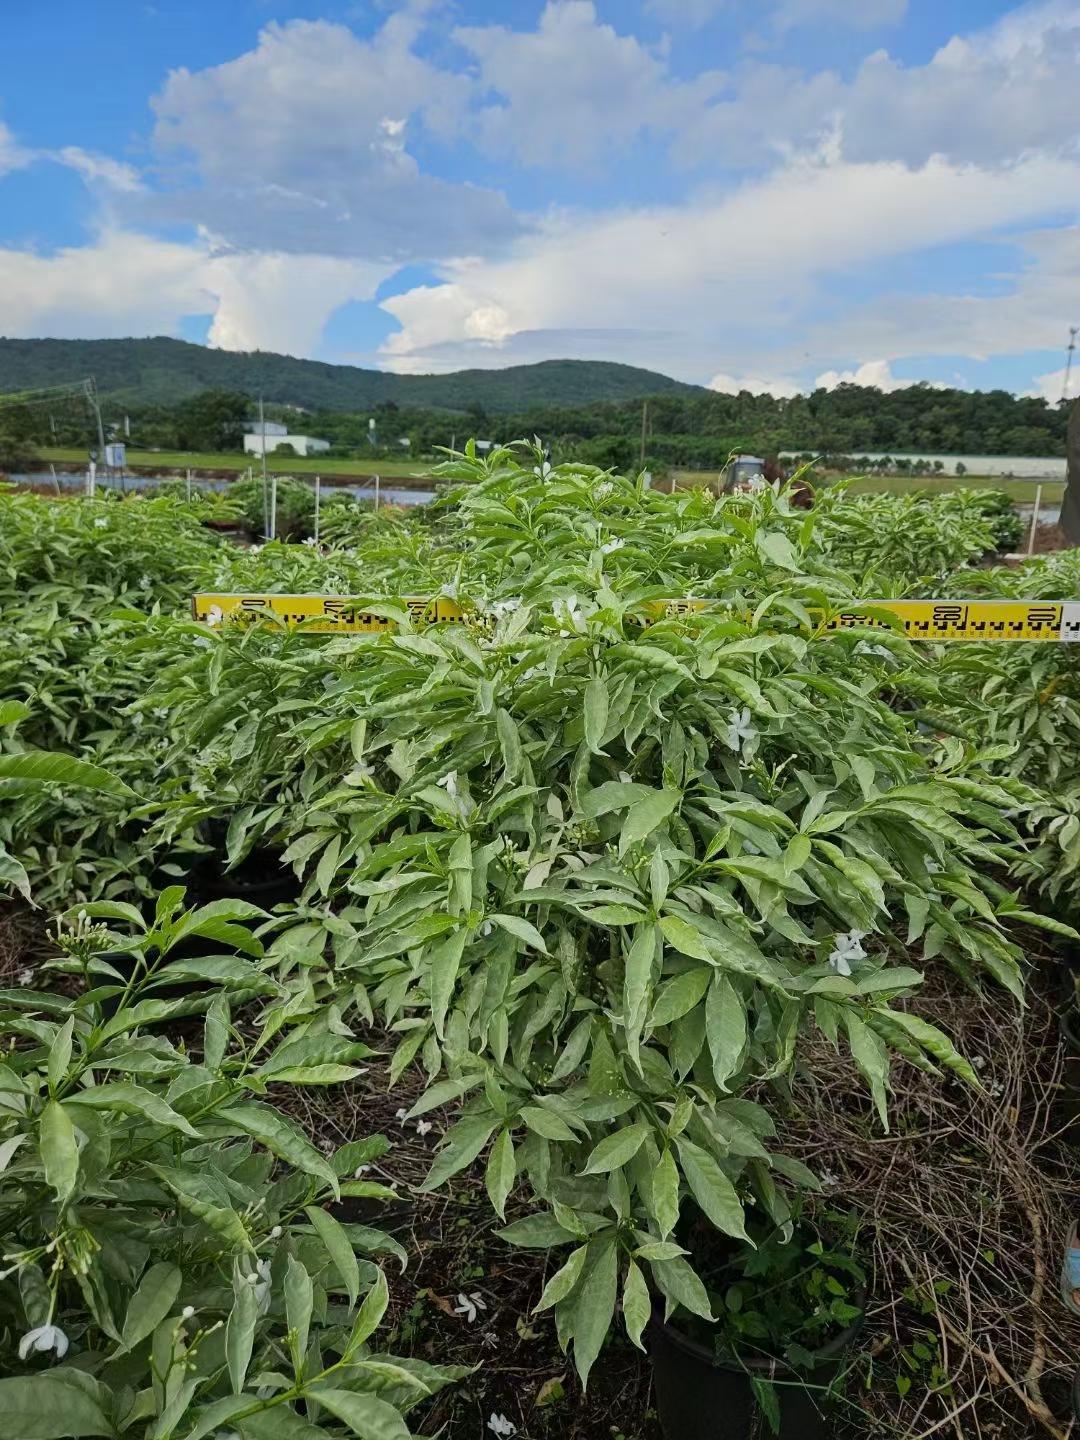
648,1297,865,1440
191,850,300,911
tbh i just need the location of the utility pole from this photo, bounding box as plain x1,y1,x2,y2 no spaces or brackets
1063,327,1079,404
259,394,270,539
640,399,649,470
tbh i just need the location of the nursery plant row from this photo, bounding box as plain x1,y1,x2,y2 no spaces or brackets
1,453,1078,1439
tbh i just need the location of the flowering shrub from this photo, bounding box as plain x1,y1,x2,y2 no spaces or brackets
124,454,1049,1383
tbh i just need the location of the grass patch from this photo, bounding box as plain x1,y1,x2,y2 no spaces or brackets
36,447,434,479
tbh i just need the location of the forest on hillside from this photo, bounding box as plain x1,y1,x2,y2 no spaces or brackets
1,376,1070,473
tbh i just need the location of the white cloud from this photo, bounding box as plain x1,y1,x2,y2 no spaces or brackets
202,251,391,355
1027,365,1072,403
456,2,721,168
680,0,1080,170
709,371,802,398
0,122,30,180
144,16,519,260
0,227,390,358
379,153,1080,379
646,0,906,28
0,230,212,339
51,147,144,193
815,359,906,391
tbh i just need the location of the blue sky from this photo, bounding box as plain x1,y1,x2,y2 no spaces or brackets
0,0,1077,399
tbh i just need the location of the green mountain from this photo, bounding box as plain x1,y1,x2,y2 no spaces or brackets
0,337,705,413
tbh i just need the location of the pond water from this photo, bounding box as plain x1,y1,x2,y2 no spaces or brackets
10,473,437,508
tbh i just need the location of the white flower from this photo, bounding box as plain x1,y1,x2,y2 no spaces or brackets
534,461,553,479
972,1056,986,1070
205,604,225,628
453,1292,488,1323
488,1416,517,1438
416,1120,433,1138
182,1305,196,1319
302,536,317,547
249,1258,273,1313
436,770,458,798
269,1225,282,1238
726,708,758,754
442,582,459,601
249,544,263,554
140,574,152,590
594,481,614,501
600,537,625,555
94,517,108,529
354,1165,371,1178
819,1171,840,1192
395,1107,409,1124
828,929,868,977
17,968,33,986
18,1324,69,1360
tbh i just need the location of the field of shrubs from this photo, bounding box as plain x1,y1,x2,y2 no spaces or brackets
3,452,1080,1440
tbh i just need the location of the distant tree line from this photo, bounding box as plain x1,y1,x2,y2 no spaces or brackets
1,380,1072,472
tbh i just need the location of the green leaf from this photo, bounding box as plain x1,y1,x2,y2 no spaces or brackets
520,1106,578,1142
675,1137,748,1240
650,1149,680,1239
0,848,31,902
150,1166,252,1250
175,1396,251,1440
498,1214,579,1248
485,1128,517,1219
226,1261,259,1394
651,1254,714,1323
487,913,549,954
880,1009,980,1086
0,750,133,796
571,1238,618,1389
305,1205,360,1307
650,967,712,1028
756,530,799,571
581,1122,649,1175
585,676,609,755
429,929,466,1039
307,1390,410,1440
705,974,746,1093
40,1100,78,1205
422,1116,498,1191
0,700,30,727
620,789,680,855
344,1270,389,1356
67,1083,201,1137
119,1262,183,1354
0,1376,113,1438
496,708,523,779
217,1103,337,1192
659,914,714,963
285,1256,313,1376
203,993,230,1070
844,1012,891,1129
535,1243,589,1311
623,1259,651,1351
47,1017,74,1095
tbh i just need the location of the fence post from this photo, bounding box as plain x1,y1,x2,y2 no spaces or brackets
1027,484,1043,556
374,473,380,511
270,475,278,541
314,475,321,547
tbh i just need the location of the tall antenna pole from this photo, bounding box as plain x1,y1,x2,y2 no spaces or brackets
1063,327,1079,404
640,399,649,470
259,394,270,539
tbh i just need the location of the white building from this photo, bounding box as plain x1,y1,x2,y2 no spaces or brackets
244,432,331,458
243,421,288,438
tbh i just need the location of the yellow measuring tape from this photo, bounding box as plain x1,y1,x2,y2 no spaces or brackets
192,594,1080,643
